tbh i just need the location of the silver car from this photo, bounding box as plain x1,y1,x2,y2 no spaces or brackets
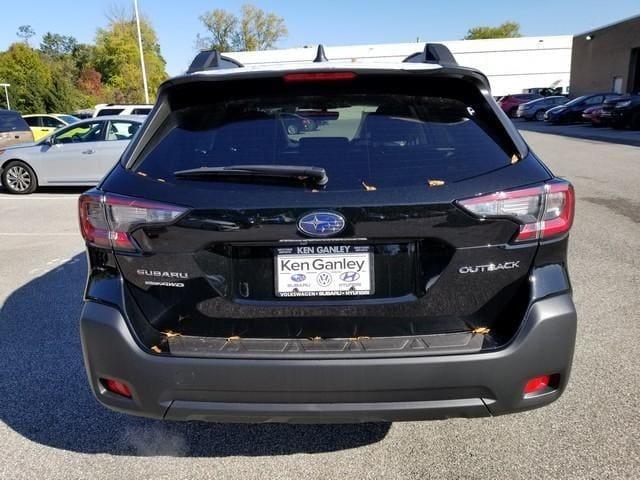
0,115,143,194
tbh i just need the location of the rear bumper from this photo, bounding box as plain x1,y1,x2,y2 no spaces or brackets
80,294,576,423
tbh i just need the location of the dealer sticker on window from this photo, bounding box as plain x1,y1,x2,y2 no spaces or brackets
275,245,373,297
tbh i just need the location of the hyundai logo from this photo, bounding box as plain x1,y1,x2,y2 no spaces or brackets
340,271,360,282
297,212,346,237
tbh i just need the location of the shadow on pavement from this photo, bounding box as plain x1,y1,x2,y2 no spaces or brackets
0,186,88,196
0,254,390,457
515,119,640,147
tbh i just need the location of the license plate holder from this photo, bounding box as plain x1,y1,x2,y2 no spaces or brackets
275,245,373,297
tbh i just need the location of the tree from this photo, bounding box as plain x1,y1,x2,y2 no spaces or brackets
464,21,522,40
0,43,52,113
93,12,167,103
77,68,103,99
40,33,78,57
17,25,36,46
197,9,237,51
197,4,287,52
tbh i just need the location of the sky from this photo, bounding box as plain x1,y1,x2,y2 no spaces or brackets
1,0,639,76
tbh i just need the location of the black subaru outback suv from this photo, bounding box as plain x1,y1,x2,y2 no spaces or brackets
79,45,576,423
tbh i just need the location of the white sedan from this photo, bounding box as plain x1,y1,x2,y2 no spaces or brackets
0,115,143,194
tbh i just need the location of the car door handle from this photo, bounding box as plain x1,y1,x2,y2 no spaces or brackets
82,149,96,154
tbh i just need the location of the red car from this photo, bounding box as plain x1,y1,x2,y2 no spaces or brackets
582,105,605,126
498,93,543,117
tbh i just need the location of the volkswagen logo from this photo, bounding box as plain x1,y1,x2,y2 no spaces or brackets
316,272,332,287
297,212,345,237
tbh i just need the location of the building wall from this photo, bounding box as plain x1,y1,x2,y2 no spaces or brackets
570,15,640,97
226,36,573,97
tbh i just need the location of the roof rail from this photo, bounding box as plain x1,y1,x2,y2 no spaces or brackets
403,43,457,66
313,44,329,63
187,49,244,74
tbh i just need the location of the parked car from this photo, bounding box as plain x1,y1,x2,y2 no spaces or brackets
0,115,142,194
544,93,620,124
93,104,153,117
601,94,640,130
279,112,316,134
516,96,567,121
497,93,543,117
0,110,34,148
78,45,576,424
581,105,605,126
297,109,340,125
23,113,80,141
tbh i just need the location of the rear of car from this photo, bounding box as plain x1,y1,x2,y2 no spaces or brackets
582,105,604,126
516,96,567,121
545,93,618,124
0,110,33,148
23,114,69,140
602,95,640,130
79,47,576,423
498,94,542,117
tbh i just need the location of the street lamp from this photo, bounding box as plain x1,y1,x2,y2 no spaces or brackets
133,0,150,104
0,83,10,110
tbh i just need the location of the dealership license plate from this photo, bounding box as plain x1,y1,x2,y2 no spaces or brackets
275,245,373,297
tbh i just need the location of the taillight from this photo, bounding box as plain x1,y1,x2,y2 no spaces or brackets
79,192,187,252
283,72,357,83
458,181,574,242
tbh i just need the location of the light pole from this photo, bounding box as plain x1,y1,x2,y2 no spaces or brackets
0,83,10,110
133,0,150,104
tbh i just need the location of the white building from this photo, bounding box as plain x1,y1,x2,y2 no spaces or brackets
226,36,573,97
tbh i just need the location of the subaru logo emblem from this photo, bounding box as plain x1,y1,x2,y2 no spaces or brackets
291,274,306,282
297,212,345,237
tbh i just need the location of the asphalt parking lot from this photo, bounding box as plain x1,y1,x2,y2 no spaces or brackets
0,131,639,479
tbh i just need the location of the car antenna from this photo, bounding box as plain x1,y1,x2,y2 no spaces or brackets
313,44,329,63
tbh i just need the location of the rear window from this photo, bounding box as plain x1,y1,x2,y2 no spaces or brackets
134,80,515,192
0,113,29,132
131,108,152,115
96,108,124,117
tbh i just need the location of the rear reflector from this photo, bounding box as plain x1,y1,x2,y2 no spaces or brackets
523,375,551,395
79,192,187,252
283,72,357,83
102,378,132,398
457,180,574,242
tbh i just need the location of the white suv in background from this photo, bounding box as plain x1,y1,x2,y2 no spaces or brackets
93,104,153,117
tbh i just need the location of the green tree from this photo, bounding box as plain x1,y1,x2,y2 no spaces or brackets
0,43,52,113
40,33,78,57
17,25,36,45
197,4,287,52
464,21,522,40
93,13,167,103
197,9,237,51
46,61,82,112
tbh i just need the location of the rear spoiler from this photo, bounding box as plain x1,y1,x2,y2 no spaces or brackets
187,43,458,73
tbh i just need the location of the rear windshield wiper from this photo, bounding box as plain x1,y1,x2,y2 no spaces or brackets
174,165,328,186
